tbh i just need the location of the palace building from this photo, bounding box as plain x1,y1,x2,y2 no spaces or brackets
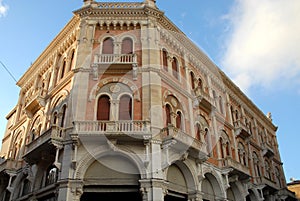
0,0,296,200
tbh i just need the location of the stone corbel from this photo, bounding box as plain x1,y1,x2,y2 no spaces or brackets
132,63,138,80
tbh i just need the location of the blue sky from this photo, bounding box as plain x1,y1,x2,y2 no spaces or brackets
0,0,299,181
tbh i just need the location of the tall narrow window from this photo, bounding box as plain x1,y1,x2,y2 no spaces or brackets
119,95,132,120
121,38,133,54
60,59,66,79
60,105,67,127
165,104,171,126
69,50,75,70
53,112,58,125
190,72,195,89
198,78,203,90
162,50,168,71
220,138,224,158
176,111,182,129
102,37,114,54
172,57,178,79
97,95,110,120
196,123,201,140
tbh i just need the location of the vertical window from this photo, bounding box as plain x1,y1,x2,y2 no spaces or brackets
102,37,114,54
165,104,171,126
220,138,224,158
198,78,203,90
163,50,168,71
176,111,182,129
195,123,201,140
60,105,67,127
97,95,110,120
60,59,66,79
46,166,58,186
119,95,132,120
121,38,133,54
53,112,58,125
172,57,178,79
69,50,75,70
190,72,195,89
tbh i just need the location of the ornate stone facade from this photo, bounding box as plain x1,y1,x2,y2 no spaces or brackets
0,0,296,201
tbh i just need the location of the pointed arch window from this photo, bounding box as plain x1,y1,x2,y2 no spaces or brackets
97,95,110,120
162,50,168,71
102,37,114,54
172,57,179,79
119,95,132,120
176,111,182,129
165,104,171,126
121,37,133,54
219,96,224,114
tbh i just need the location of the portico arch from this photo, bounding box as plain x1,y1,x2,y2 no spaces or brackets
201,173,224,201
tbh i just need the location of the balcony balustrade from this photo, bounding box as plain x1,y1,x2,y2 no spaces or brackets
220,156,250,180
159,125,207,160
233,119,251,139
94,54,137,64
73,120,151,140
24,90,46,118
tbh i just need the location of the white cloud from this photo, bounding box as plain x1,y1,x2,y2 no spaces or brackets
221,0,300,93
0,0,8,17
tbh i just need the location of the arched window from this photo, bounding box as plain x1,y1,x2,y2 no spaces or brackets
176,111,182,129
172,57,178,79
97,95,110,120
53,112,58,125
198,78,203,90
121,37,133,54
102,37,114,54
265,160,271,179
119,95,132,120
238,142,247,166
45,166,58,186
220,138,224,158
60,59,66,79
162,50,168,71
69,49,76,70
60,105,67,127
165,104,171,126
190,72,195,89
195,123,201,140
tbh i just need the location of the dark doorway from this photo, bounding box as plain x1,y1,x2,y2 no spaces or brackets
80,191,141,201
165,193,187,201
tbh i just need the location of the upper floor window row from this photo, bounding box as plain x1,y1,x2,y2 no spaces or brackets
102,37,134,55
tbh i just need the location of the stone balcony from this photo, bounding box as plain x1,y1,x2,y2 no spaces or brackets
158,125,207,160
193,87,215,111
262,142,274,158
24,91,46,118
253,176,279,190
220,156,250,180
94,54,137,64
233,119,251,139
73,120,151,141
23,125,64,164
